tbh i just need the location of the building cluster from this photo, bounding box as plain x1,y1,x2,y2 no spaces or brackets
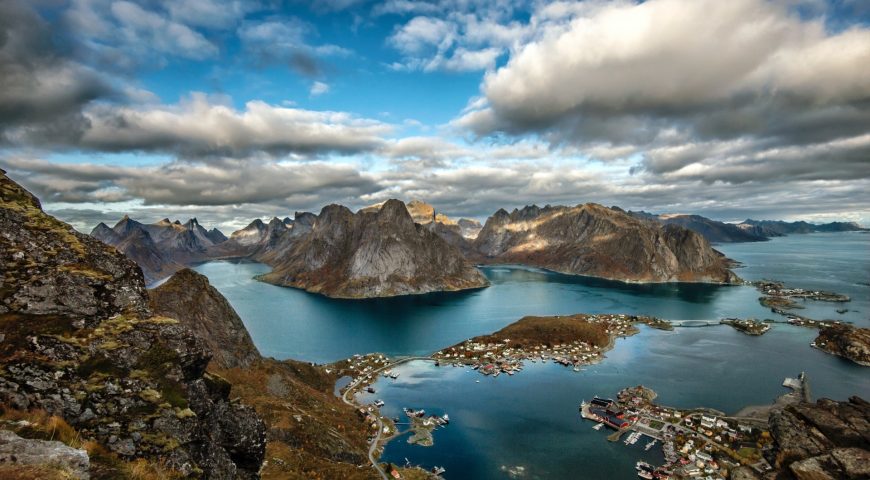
433,314,661,377
584,386,773,479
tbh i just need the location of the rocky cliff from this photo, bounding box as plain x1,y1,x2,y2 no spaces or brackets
257,199,489,298
149,269,260,369
1,169,265,478
766,397,869,479
148,268,384,479
472,204,738,283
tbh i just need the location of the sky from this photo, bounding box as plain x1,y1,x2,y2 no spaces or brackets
1,0,869,233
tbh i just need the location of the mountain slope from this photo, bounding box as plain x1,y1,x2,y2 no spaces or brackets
628,210,768,243
0,169,266,478
149,268,260,369
473,204,738,283
257,199,489,298
738,219,867,237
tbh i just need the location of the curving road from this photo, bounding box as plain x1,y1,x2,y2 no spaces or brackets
340,356,433,480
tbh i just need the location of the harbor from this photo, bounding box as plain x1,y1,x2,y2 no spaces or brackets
577,376,818,480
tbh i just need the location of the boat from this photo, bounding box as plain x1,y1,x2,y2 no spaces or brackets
441,414,449,424
374,399,384,407
637,470,654,479
573,366,581,372
432,466,446,475
390,372,400,379
636,461,653,471
645,439,657,450
593,423,604,430
366,386,376,393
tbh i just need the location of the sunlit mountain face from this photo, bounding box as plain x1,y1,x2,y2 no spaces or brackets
1,0,869,233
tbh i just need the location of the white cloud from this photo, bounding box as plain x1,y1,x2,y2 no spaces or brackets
310,81,330,96
463,0,870,132
71,93,392,156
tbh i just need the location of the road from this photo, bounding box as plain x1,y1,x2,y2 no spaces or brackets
340,356,434,480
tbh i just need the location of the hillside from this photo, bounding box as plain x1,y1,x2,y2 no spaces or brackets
473,204,738,284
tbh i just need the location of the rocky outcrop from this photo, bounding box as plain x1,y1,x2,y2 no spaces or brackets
0,430,90,479
257,199,489,298
814,325,870,366
767,397,870,479
0,169,265,478
149,269,260,369
472,204,738,283
458,218,483,239
90,216,226,284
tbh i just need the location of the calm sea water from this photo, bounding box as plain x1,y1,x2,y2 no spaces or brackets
194,232,870,480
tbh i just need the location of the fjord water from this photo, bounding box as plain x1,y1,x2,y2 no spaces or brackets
194,232,869,363
195,232,870,479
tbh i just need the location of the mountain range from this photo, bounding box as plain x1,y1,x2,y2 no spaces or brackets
88,200,864,298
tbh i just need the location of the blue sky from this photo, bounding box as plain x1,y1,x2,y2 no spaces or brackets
2,0,869,232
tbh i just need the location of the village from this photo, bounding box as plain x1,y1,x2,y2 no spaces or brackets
576,379,816,480
431,314,673,378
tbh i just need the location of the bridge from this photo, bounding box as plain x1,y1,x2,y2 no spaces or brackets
668,320,721,327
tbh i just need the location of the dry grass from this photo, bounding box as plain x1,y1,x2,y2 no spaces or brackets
213,358,374,479
0,408,83,449
0,464,72,480
475,314,611,348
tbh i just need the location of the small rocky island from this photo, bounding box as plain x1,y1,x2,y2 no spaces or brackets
720,318,771,336
755,280,850,311
434,313,672,376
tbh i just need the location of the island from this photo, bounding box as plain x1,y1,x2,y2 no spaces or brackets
720,318,771,336
433,313,673,376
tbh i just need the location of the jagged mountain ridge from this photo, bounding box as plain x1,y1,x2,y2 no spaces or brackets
91,215,227,283
256,199,490,298
472,203,739,283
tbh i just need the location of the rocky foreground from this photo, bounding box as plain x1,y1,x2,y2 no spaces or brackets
0,170,425,479
471,204,739,283
763,396,870,479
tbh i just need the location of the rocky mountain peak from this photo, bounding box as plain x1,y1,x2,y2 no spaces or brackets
376,198,417,229
406,199,436,224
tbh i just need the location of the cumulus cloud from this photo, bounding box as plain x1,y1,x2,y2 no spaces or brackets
0,1,111,141
6,93,393,157
385,2,531,72
63,0,222,69
461,0,870,137
238,17,352,77
2,156,382,207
